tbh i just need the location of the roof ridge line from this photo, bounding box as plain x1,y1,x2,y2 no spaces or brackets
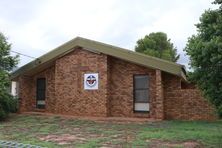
76,37,184,68
10,36,187,80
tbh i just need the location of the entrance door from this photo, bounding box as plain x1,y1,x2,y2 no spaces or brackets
36,78,46,109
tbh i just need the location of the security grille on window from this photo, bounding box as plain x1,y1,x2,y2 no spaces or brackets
134,75,149,112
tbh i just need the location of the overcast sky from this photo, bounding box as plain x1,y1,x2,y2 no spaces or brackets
0,0,218,68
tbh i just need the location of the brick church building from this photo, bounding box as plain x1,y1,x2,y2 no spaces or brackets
11,37,217,120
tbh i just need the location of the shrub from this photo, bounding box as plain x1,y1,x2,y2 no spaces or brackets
9,96,18,113
0,92,18,120
184,1,222,117
0,106,7,120
0,32,19,121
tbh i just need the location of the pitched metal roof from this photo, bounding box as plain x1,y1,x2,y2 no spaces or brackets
10,37,187,80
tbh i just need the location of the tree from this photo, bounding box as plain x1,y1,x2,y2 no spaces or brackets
0,32,19,120
184,1,222,117
135,32,180,62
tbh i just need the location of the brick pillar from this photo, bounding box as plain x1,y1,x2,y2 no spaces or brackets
106,57,111,117
18,75,34,113
155,70,164,119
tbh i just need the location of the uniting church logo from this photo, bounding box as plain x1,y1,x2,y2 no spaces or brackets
84,73,98,90
86,75,97,87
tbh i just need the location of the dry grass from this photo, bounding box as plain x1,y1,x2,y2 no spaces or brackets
0,114,221,148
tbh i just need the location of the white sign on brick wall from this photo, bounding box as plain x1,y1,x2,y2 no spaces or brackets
84,73,98,90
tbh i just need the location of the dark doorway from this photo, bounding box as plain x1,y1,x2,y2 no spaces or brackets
36,78,46,109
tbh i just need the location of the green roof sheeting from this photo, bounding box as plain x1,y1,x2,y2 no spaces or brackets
10,37,187,80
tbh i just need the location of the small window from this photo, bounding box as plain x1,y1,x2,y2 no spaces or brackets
36,78,46,109
134,75,149,112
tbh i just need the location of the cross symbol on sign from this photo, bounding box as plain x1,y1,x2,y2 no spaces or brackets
86,75,96,87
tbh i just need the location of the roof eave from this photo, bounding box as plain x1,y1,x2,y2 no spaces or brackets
10,37,187,81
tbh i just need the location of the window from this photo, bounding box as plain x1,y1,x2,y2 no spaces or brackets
134,75,149,112
36,78,46,109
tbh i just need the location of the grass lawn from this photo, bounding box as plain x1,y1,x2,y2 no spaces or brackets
0,114,221,148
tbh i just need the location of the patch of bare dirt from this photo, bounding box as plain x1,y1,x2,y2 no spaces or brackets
39,134,86,145
148,139,204,148
101,133,136,148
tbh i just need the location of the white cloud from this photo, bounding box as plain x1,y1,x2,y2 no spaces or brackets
0,0,218,68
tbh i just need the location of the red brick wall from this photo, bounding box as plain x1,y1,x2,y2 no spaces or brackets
54,48,109,117
18,48,217,120
33,66,55,113
18,76,34,112
155,70,164,119
163,73,217,120
18,66,55,113
108,57,156,118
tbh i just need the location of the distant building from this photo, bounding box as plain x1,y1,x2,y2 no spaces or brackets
11,81,18,97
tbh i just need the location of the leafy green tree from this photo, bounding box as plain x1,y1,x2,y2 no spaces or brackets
185,1,222,117
135,32,180,62
0,32,19,120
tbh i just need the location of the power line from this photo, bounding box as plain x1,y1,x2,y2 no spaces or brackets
10,50,37,59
